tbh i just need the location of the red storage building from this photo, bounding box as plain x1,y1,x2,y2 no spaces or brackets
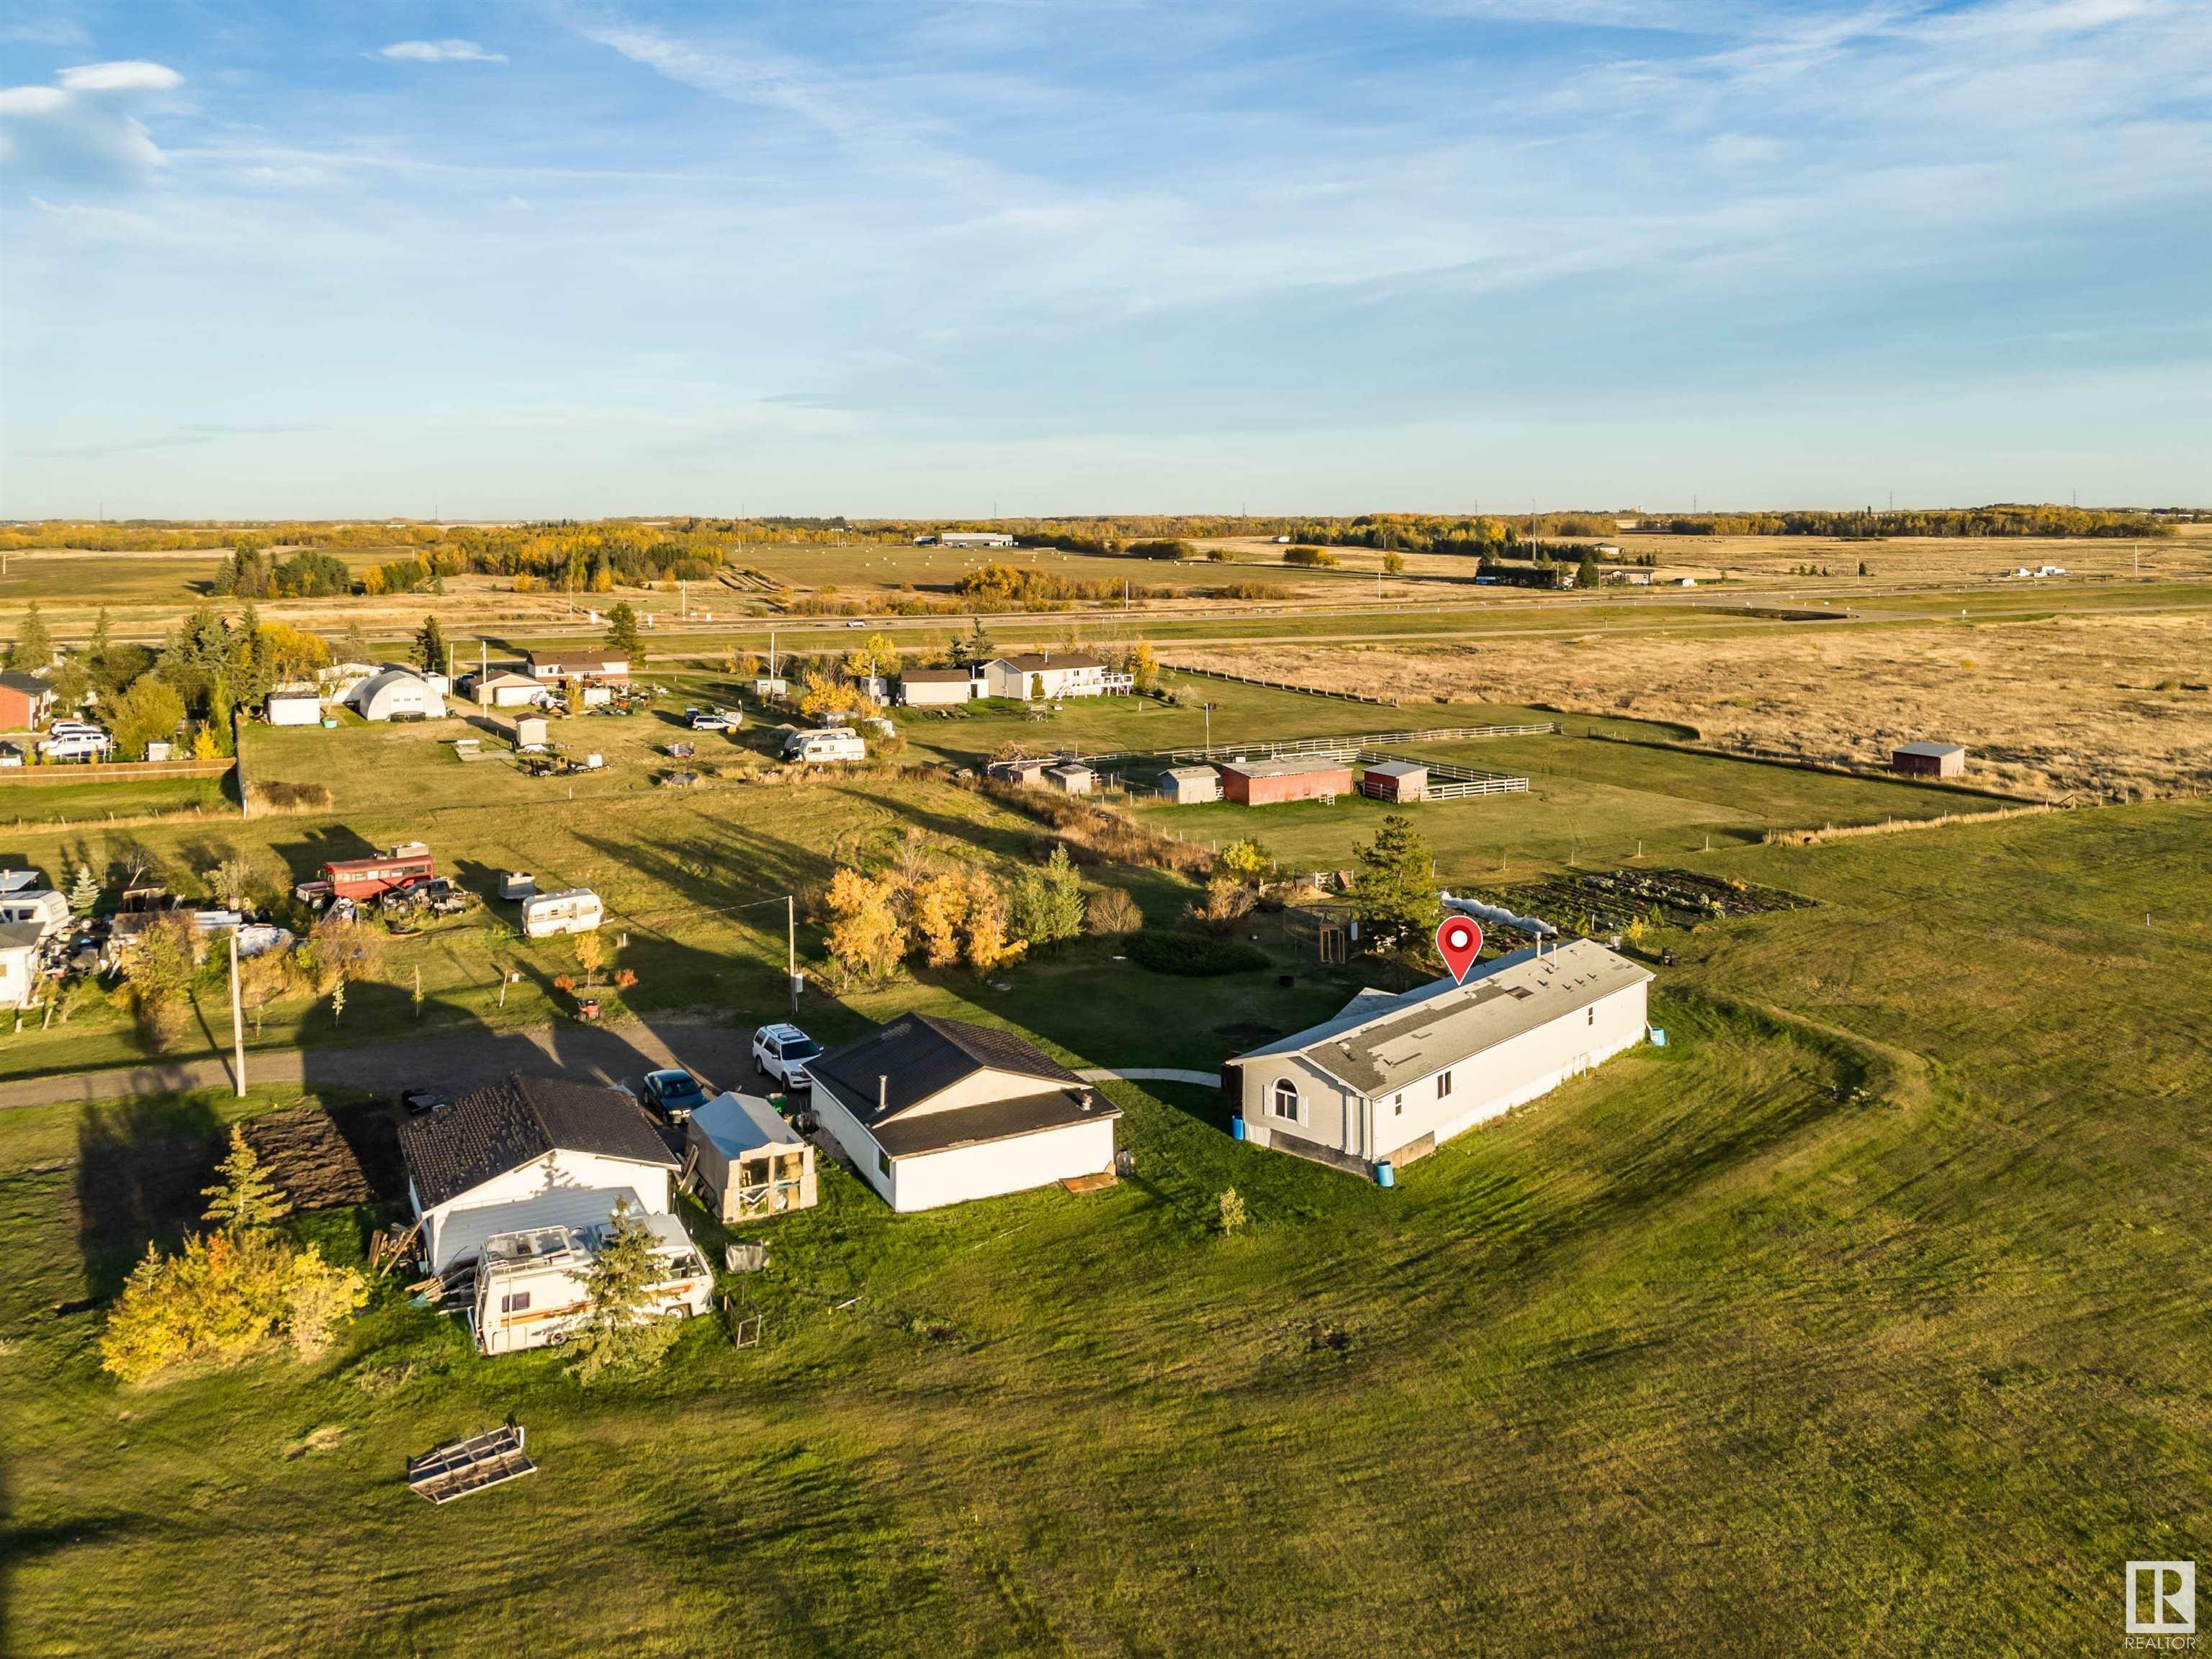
1220,756,1355,805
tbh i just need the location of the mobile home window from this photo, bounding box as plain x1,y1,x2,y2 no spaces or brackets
1437,1071,1453,1100
1270,1079,1301,1121
876,1148,891,1177
500,1292,531,1313
1588,1007,1595,1025
1393,1094,1403,1116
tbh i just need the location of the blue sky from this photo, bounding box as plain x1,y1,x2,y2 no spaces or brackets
2,0,2208,518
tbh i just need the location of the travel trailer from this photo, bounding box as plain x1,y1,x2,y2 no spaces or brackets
522,887,604,938
783,727,868,764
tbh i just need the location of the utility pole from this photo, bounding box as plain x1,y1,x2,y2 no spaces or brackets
680,580,688,621
787,895,799,1014
228,930,246,1098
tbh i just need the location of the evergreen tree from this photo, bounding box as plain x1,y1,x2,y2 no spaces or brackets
341,619,372,665
1576,549,1602,590
66,866,100,917
88,606,112,668
1348,814,1441,956
415,614,447,676
202,1126,290,1236
604,601,643,659
10,601,53,672
566,1198,681,1382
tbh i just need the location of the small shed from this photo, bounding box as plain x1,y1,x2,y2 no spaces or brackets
266,693,323,727
685,1092,817,1223
1360,760,1428,803
988,757,1052,788
1891,741,1966,779
1155,765,1220,804
1220,755,1355,806
513,716,549,750
1044,763,1094,796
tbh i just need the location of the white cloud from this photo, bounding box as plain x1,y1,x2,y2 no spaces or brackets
379,40,506,64
58,61,183,92
0,61,179,186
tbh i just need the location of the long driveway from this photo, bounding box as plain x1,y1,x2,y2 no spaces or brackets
0,1015,760,1112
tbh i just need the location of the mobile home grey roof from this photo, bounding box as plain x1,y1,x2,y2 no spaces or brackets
998,652,1105,672
1233,938,1650,1097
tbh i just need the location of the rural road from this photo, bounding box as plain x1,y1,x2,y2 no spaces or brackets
0,1015,760,1112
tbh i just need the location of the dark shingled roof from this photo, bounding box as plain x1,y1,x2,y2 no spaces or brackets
871,1088,1118,1158
810,1012,1086,1128
397,1072,677,1210
999,652,1104,673
0,671,50,697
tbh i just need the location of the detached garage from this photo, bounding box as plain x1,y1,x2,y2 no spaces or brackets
266,693,323,727
806,1013,1119,1212
1360,760,1427,802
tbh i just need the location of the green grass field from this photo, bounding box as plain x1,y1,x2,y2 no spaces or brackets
1,796,2207,1653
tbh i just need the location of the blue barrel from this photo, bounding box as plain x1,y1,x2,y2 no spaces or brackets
1375,1161,1395,1188
1230,1115,1246,1141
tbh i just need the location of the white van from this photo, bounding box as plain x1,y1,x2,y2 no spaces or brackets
522,887,603,938
783,727,867,764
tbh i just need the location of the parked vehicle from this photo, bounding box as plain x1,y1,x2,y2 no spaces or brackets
641,1068,710,1125
521,887,603,938
295,842,433,907
752,1023,821,1091
782,727,867,764
0,743,21,768
689,710,738,732
470,1212,711,1356
381,876,473,920
37,730,114,763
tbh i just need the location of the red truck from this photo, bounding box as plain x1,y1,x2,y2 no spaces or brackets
294,842,434,907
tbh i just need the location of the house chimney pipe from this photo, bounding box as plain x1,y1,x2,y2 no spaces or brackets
878,1075,886,1112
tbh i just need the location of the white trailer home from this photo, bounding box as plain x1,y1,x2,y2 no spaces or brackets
522,887,603,938
783,727,868,763
685,1092,817,1223
0,920,45,1010
1227,938,1653,1181
981,652,1115,701
444,1188,712,1356
806,1012,1118,1213
396,1072,681,1271
898,667,985,707
0,871,70,941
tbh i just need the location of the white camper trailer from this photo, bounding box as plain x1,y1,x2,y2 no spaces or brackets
0,871,70,941
522,887,603,938
445,1190,712,1356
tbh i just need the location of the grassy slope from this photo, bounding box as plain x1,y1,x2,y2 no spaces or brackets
1,802,2207,1653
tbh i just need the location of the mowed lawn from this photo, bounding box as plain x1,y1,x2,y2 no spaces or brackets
1,796,2208,1653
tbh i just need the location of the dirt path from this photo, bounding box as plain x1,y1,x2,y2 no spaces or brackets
0,1015,760,1112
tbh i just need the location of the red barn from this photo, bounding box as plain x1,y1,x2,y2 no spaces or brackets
1220,756,1354,805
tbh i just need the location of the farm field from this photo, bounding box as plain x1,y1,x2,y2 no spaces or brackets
2,798,2208,1654
1177,606,2212,801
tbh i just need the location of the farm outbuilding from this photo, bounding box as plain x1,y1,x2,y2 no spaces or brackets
899,667,984,706
1155,765,1221,804
685,1092,817,1223
1044,763,1094,796
266,693,323,726
1360,760,1428,803
347,668,444,722
1220,755,1354,805
1892,741,1967,778
469,670,547,709
0,673,56,731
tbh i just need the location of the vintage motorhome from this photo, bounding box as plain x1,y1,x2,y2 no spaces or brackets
783,727,868,764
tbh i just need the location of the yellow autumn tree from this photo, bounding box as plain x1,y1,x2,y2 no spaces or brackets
911,871,971,967
962,869,1027,972
796,668,846,720
824,867,908,983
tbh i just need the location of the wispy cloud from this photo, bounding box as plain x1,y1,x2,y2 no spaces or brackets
377,40,505,64
24,421,322,460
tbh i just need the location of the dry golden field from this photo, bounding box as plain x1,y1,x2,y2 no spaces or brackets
1173,608,2212,801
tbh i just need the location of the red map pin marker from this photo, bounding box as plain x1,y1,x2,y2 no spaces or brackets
1437,914,1484,984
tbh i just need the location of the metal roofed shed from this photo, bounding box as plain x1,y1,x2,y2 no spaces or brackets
1891,741,1967,778
685,1092,817,1223
1220,755,1355,806
1155,764,1221,804
1228,938,1653,1180
1043,762,1094,795
1360,760,1428,803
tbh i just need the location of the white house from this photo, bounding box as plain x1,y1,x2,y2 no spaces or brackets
466,670,548,709
397,1072,681,1270
916,531,1015,548
982,652,1129,700
526,649,630,685
0,920,45,1010
1227,938,1653,1180
807,1012,1119,1212
346,667,444,722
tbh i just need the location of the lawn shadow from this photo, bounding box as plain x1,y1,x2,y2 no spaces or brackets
75,1094,225,1300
